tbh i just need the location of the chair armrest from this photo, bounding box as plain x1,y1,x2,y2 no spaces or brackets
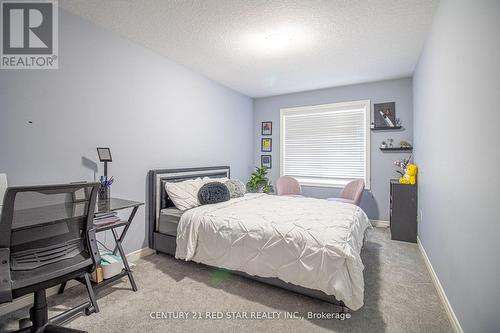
0,248,12,303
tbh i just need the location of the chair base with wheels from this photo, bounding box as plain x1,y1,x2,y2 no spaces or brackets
17,288,89,333
6,249,100,333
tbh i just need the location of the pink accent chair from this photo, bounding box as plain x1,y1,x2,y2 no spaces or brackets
276,176,304,197
328,180,365,206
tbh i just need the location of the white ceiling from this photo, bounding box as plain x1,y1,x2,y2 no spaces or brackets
60,0,438,98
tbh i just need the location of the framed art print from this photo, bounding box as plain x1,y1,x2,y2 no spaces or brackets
261,138,272,152
261,121,272,135
261,155,272,169
374,102,396,128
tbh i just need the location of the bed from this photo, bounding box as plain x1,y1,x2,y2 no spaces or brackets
148,166,371,310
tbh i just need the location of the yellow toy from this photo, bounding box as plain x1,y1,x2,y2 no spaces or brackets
399,164,418,185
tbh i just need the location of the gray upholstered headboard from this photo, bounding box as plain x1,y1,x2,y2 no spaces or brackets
147,166,230,247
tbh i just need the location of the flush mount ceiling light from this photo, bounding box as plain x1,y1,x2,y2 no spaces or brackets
264,32,292,50
239,26,311,57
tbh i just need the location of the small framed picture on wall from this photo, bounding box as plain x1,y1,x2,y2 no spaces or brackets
261,121,272,135
374,102,396,128
261,138,272,152
261,155,272,169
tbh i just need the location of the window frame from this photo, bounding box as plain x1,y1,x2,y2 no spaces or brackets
279,100,371,190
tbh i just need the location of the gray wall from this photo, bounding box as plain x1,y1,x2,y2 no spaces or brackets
254,78,413,221
413,0,500,332
0,10,254,254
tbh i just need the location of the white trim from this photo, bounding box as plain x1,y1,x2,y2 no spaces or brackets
370,219,390,228
417,237,463,333
280,109,285,175
300,182,346,189
297,177,352,189
0,247,155,316
279,100,371,190
279,100,371,113
126,247,155,262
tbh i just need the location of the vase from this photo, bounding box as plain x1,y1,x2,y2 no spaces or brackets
98,186,110,201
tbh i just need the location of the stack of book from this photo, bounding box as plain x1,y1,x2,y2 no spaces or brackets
93,212,120,226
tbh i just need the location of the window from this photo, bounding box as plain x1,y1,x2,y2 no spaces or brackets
280,100,370,189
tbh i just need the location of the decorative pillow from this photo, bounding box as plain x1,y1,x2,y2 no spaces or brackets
202,176,229,184
198,182,230,205
224,179,246,198
164,178,204,211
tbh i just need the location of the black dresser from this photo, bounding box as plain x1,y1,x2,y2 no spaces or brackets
390,179,417,243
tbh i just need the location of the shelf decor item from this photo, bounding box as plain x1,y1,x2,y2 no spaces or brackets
399,140,412,148
374,102,396,128
98,176,113,200
394,155,412,176
261,138,272,152
262,121,272,135
261,155,272,169
399,164,418,185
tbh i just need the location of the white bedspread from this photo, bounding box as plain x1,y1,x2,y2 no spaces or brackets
175,193,371,310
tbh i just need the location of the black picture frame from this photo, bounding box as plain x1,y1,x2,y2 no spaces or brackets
374,102,396,128
261,138,272,152
97,147,112,162
261,121,272,136
261,155,272,169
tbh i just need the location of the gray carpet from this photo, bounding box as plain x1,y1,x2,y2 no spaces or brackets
0,228,453,332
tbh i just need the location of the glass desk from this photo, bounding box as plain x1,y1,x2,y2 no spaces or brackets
58,198,144,294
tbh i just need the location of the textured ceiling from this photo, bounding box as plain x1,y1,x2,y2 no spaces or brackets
60,0,438,97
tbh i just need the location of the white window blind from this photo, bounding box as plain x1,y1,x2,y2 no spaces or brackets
280,100,370,188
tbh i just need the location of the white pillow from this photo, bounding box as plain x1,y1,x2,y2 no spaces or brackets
202,176,229,184
164,178,204,211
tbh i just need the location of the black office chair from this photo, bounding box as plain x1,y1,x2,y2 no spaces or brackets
0,183,101,333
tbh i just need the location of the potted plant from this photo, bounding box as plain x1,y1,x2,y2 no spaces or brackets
247,167,273,194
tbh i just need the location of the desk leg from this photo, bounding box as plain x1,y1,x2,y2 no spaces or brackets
112,206,138,256
111,228,138,292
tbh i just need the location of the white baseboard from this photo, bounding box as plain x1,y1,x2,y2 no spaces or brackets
370,219,389,228
125,247,155,262
0,247,155,317
417,237,463,333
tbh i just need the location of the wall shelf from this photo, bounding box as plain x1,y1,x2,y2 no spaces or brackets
371,126,402,131
380,147,413,152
